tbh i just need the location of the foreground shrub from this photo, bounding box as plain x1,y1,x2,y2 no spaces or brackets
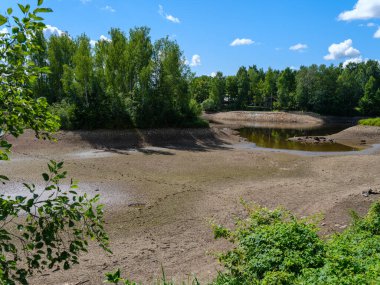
0,161,110,284
106,200,380,284
212,201,380,285
211,203,325,285
300,203,380,284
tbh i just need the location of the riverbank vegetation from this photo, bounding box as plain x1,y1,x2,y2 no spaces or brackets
359,118,380,126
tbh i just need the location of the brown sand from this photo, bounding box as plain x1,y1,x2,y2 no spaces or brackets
2,111,380,285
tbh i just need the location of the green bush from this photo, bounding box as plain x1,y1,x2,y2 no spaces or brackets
50,100,77,130
107,201,380,285
201,98,219,112
359,118,380,126
300,202,380,284
211,203,325,285
212,201,380,285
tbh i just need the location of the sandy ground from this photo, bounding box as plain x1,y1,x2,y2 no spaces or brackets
2,111,380,284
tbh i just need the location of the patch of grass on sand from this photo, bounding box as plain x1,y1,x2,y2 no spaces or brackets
359,118,380,126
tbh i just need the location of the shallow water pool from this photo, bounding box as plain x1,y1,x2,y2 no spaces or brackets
238,125,360,152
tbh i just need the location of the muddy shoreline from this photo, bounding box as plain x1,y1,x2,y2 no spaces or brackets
2,111,380,285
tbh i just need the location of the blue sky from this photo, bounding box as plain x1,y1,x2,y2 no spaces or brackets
2,0,380,75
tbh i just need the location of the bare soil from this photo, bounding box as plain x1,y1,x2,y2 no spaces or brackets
2,111,380,285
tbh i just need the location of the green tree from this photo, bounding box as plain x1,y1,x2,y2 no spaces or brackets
225,76,238,109
207,72,225,111
105,28,129,98
247,65,265,106
31,30,49,100
262,68,278,110
336,63,363,115
126,27,153,100
314,65,340,114
190,76,212,104
359,76,380,116
72,34,94,107
47,33,76,103
236,66,250,109
276,67,296,110
295,65,319,111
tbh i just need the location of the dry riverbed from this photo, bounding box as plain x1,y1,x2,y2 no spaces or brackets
2,111,380,284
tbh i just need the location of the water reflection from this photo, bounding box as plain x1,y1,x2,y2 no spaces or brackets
239,125,359,152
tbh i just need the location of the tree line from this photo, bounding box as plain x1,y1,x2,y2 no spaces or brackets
32,27,203,129
192,62,380,117
33,27,380,130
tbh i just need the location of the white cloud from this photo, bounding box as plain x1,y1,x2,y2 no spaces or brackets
43,25,64,38
190,54,201,67
324,39,360,60
210,72,217,77
158,5,180,24
339,0,380,21
158,5,164,16
90,40,97,48
102,5,115,13
359,22,377,27
90,35,111,48
0,28,8,35
166,15,180,23
289,43,308,52
374,27,380,38
343,56,364,67
99,35,111,42
230,38,254,46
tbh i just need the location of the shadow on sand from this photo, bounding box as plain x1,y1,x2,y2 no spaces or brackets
77,128,230,155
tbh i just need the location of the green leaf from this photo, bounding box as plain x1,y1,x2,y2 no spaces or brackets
16,32,26,43
63,261,70,270
38,0,44,6
24,5,31,14
18,4,26,14
0,15,7,26
7,8,13,15
45,185,56,191
0,175,9,181
11,27,19,34
33,8,53,14
42,173,49,181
